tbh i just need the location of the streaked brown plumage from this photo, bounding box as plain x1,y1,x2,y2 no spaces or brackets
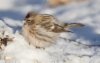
22,12,84,48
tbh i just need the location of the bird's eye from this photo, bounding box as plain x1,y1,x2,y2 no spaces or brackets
27,20,31,22
26,20,34,25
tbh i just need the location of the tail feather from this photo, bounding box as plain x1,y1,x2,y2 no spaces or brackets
64,23,84,28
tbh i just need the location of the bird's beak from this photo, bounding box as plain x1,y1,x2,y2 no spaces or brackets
22,20,26,23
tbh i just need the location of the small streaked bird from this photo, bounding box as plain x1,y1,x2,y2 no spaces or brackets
22,12,84,48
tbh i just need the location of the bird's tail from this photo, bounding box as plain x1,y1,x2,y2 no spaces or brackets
64,23,85,28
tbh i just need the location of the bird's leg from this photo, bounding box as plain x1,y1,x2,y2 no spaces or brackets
36,47,45,49
36,47,40,49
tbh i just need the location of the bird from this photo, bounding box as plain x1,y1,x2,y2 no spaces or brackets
22,12,84,48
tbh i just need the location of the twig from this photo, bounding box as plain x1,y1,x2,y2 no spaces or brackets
60,37,100,48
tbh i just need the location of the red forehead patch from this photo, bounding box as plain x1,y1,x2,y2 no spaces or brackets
25,13,30,18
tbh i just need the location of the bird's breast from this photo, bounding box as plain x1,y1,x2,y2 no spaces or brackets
22,25,60,48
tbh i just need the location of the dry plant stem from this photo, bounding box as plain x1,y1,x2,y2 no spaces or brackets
2,37,14,46
48,0,90,7
0,30,14,50
60,37,100,48
0,36,14,49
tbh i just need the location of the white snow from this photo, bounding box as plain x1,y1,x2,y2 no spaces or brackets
0,0,100,63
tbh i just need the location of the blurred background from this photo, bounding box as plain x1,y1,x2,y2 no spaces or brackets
0,0,100,44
